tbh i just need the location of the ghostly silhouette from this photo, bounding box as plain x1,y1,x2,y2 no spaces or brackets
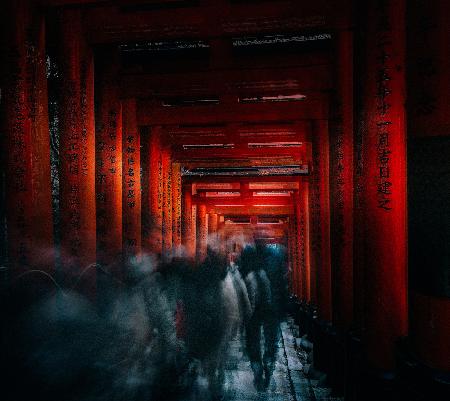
238,243,288,391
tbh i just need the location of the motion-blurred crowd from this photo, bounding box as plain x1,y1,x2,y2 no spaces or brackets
1,241,288,401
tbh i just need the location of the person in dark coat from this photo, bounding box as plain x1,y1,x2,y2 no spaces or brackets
239,243,288,391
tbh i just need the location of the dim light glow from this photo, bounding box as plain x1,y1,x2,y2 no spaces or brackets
239,94,307,103
254,191,291,196
182,143,234,149
248,142,302,148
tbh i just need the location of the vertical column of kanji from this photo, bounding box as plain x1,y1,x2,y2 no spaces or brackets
149,127,163,256
361,0,407,370
27,9,54,270
58,9,96,286
329,30,354,330
182,184,194,258
2,0,33,274
161,145,173,258
309,120,332,321
191,203,197,258
95,50,122,276
122,99,141,262
196,203,208,262
172,162,182,252
140,127,151,253
300,180,311,303
293,190,304,300
79,25,96,290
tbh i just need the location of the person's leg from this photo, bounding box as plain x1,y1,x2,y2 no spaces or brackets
262,316,280,388
246,317,264,391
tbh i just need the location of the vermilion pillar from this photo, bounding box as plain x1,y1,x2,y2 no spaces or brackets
149,127,163,256
172,162,182,250
28,10,54,270
330,30,354,330
208,212,219,247
59,9,96,286
2,0,33,272
196,203,208,262
161,145,173,258
293,192,302,298
182,184,195,258
95,50,122,275
288,213,299,297
300,180,311,303
361,0,408,370
309,120,332,321
294,189,310,302
218,215,226,255
191,204,197,258
122,99,141,261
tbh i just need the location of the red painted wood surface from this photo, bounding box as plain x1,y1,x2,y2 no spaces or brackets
361,0,408,370
3,0,34,273
95,52,123,275
300,180,311,303
83,0,337,44
309,120,332,322
122,99,141,261
28,11,55,271
207,213,218,249
148,127,163,256
293,191,302,299
172,162,182,250
182,184,195,258
196,203,208,262
58,9,96,288
288,215,298,297
161,146,173,258
330,30,354,330
120,65,331,99
138,99,328,126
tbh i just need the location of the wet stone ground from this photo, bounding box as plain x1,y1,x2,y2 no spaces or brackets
203,318,344,401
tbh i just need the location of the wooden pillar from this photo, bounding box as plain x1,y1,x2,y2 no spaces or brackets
28,9,54,270
2,0,34,273
58,9,96,287
172,162,182,250
140,127,151,253
300,180,311,303
191,204,197,259
208,212,219,248
218,215,226,255
95,49,122,276
360,0,408,370
149,127,163,256
196,203,208,262
288,213,299,297
182,184,195,258
294,190,308,301
161,145,172,258
309,120,332,322
122,99,141,262
330,30,354,330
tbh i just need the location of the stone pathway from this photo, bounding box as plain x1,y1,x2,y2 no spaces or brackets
217,318,344,401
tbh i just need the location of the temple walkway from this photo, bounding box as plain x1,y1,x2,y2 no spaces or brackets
211,318,343,401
